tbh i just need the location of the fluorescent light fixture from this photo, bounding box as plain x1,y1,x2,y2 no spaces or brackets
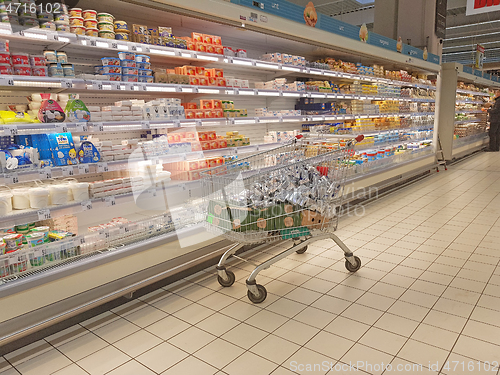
238,90,256,95
224,89,235,95
263,119,280,123
282,92,300,97
181,88,195,93
181,52,192,58
256,62,279,69
311,116,324,121
23,32,47,40
182,121,197,126
234,119,257,124
281,66,301,71
117,44,128,50
154,86,176,92
445,31,500,41
324,72,337,76
260,91,280,96
198,88,220,94
310,93,325,98
202,121,223,126
232,59,253,66
197,55,219,62
96,41,108,48
0,28,12,35
58,37,70,43
150,48,175,56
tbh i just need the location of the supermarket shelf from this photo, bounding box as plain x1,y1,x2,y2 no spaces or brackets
456,89,490,97
455,110,484,115
456,100,483,105
0,26,437,91
454,118,485,125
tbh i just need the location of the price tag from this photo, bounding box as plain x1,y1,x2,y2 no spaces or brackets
0,76,14,86
56,124,68,133
9,252,24,265
4,125,18,136
81,200,92,211
125,83,134,91
92,81,103,90
97,162,109,172
60,79,73,89
226,56,234,63
62,166,74,177
104,196,116,206
111,82,121,91
93,122,104,132
99,229,110,240
175,85,182,92
179,183,187,191
129,44,138,52
147,188,157,197
306,68,311,74
39,168,52,180
110,41,118,49
141,121,150,130
76,124,88,132
195,119,202,127
192,87,199,93
143,45,150,53
38,208,51,220
139,83,148,91
33,246,47,258
173,119,181,128
254,117,260,123
78,164,90,174
50,33,59,41
119,225,129,234
79,236,86,245
6,172,19,184
233,88,240,95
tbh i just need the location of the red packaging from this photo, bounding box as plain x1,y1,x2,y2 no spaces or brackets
207,158,217,168
213,69,223,78
212,100,222,109
198,131,208,141
107,74,121,81
187,170,200,180
187,41,196,51
196,43,207,53
216,156,225,165
206,45,215,54
200,100,213,109
197,159,208,169
207,131,216,140
190,142,202,151
214,45,224,55
218,139,228,148
0,63,13,75
194,109,204,119
189,76,200,85
13,65,31,76
204,109,214,118
184,160,198,171
200,141,211,150
213,36,222,45
203,34,213,44
204,69,212,77
216,77,227,87
32,66,48,76
191,32,203,43
29,55,46,66
198,76,208,86
184,66,196,75
11,53,29,65
209,140,218,149
195,66,205,76
208,76,217,86
0,52,10,64
213,109,223,118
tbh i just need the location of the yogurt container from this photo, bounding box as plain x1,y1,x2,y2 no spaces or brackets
97,13,113,23
1,15,19,25
70,26,85,35
26,232,44,247
0,39,9,52
20,17,39,27
54,13,69,24
122,74,138,82
56,24,70,32
62,63,74,77
85,28,98,37
39,21,56,31
0,52,10,64
0,63,12,75
69,182,89,201
37,12,54,21
11,53,29,65
82,9,97,20
115,32,129,41
136,62,151,69
0,191,12,216
56,51,67,63
138,76,153,83
94,65,103,74
32,66,48,76
121,67,138,75
102,65,121,74
43,50,56,62
113,20,128,31
103,72,121,81
0,242,5,255
101,57,120,66
118,51,135,60
135,54,150,63
19,11,37,18
48,63,63,77
97,21,113,31
69,8,82,17
69,16,84,27
12,188,30,209
120,59,136,67
98,31,115,39
138,68,152,76
30,55,46,66
83,19,97,29
31,226,50,242
29,187,50,208
3,234,22,250
13,64,31,76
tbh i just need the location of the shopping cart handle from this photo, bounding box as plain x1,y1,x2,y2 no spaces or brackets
355,135,364,143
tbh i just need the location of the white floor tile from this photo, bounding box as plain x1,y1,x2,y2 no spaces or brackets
92,317,140,344
106,360,156,375
359,327,407,355
196,311,241,336
341,303,384,325
121,305,168,328
56,332,108,362
305,331,354,361
324,316,371,341
194,338,245,369
266,297,308,318
273,320,320,345
285,347,335,375
250,334,301,365
172,302,215,325
50,363,89,375
77,346,130,375
135,342,188,373
340,343,394,375
113,329,163,358
453,335,500,364
145,315,190,340
441,353,500,374
293,306,337,330
423,309,468,333
398,339,449,370
161,356,218,375
221,323,268,349
168,326,217,353
410,323,459,350
223,351,278,375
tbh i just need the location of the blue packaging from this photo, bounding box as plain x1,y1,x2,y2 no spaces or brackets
46,133,79,166
78,141,100,163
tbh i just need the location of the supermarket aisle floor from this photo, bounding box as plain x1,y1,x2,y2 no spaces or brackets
2,152,500,375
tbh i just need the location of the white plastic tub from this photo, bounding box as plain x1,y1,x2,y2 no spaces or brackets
12,188,30,209
69,182,89,201
29,187,50,209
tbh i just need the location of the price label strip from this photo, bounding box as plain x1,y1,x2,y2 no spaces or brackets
5,172,19,184
91,80,103,90
38,208,51,220
78,164,90,174
0,76,14,86
39,168,52,180
99,229,110,240
104,196,116,207
81,200,92,211
119,225,130,235
93,122,104,132
60,79,73,89
4,125,18,136
62,166,74,177
97,162,109,172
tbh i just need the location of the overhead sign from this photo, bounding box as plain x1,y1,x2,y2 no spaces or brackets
435,0,447,39
466,0,500,15
475,44,485,68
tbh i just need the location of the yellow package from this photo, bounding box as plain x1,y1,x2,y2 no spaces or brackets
0,110,34,123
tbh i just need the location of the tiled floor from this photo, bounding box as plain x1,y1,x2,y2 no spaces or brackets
3,152,500,375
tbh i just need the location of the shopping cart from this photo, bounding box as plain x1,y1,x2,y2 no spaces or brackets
200,134,364,303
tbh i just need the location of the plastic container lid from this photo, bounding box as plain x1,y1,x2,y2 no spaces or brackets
29,187,49,196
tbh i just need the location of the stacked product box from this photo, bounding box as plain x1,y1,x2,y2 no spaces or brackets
260,53,306,67
182,100,224,119
255,108,301,117
131,24,188,49
254,78,305,91
180,32,224,54
221,101,247,118
165,157,225,181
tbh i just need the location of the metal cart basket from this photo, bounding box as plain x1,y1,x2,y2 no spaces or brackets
200,135,364,303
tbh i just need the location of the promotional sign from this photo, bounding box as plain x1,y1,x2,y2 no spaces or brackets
475,44,485,69
435,0,447,39
466,0,500,15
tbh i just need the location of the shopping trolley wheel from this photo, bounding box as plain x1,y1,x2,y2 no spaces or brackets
345,256,362,272
296,246,308,254
217,270,236,287
247,284,267,304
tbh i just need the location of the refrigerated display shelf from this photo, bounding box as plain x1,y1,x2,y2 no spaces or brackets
456,89,490,97
454,118,485,125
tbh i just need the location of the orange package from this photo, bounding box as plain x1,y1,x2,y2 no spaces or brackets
207,158,217,168
216,77,227,86
206,131,216,140
196,43,207,53
203,34,213,44
195,66,205,76
187,41,196,50
184,160,199,171
189,76,200,85
209,140,218,149
190,142,202,151
198,76,208,86
184,130,196,139
200,100,213,109
191,32,203,43
187,171,202,181
204,69,213,77
197,159,208,169
183,66,196,75
200,141,211,151
182,102,197,110
212,100,222,109
214,45,224,55
213,69,223,77
194,109,204,119
206,45,215,54
218,139,228,148
204,109,214,118
185,109,196,119
198,132,208,141
213,36,222,45
208,76,217,86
